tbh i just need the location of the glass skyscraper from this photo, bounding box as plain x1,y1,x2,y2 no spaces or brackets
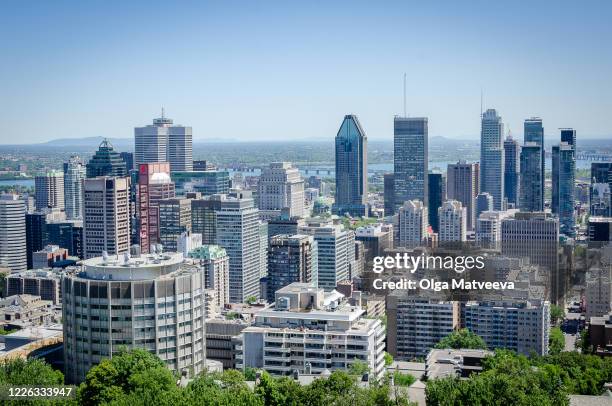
519,142,543,212
86,139,128,178
480,109,504,210
333,115,368,217
503,135,520,208
428,172,445,233
524,118,545,209
552,132,576,236
394,117,428,210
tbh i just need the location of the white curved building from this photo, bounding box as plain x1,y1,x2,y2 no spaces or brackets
62,251,206,383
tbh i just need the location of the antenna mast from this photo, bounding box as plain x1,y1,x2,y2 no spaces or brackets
403,73,407,117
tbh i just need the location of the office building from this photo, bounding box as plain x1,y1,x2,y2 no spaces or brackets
464,300,550,356
586,268,612,319
552,141,576,236
0,195,27,272
62,252,206,383
384,173,395,216
63,155,86,220
47,219,83,260
188,245,230,315
524,118,545,208
476,209,516,250
35,171,64,211
6,269,63,305
438,200,467,242
267,208,306,241
590,163,612,217
298,219,353,291
135,111,193,172
397,200,428,248
236,283,386,378
159,198,192,252
191,195,225,245
428,171,445,233
32,245,69,270
519,142,544,212
120,152,134,171
588,217,612,246
86,139,128,178
480,109,504,210
138,163,175,254
83,177,130,259
475,192,493,219
394,116,428,209
504,135,520,208
258,162,305,220
215,195,261,303
447,162,479,230
333,115,368,217
354,224,393,264
25,208,66,269
386,294,459,359
266,234,318,303
172,171,230,196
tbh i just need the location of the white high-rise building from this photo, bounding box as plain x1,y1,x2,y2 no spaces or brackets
298,218,353,291
257,162,305,220
397,200,428,248
0,195,27,272
215,195,261,303
63,155,86,220
438,200,466,242
236,283,386,378
188,245,230,316
476,209,517,249
135,111,193,172
480,109,505,210
35,170,64,212
83,177,131,259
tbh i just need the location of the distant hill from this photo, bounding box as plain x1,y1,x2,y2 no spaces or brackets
38,136,133,150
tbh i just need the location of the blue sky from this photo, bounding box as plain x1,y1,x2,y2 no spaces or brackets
1,1,611,143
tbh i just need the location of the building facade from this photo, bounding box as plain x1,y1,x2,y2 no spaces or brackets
258,162,305,220
63,155,86,220
480,109,504,210
394,117,428,209
0,195,27,272
447,161,479,230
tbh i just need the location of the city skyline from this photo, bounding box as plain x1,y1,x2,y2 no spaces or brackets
1,1,612,144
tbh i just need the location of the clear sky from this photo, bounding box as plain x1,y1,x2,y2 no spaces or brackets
1,0,611,143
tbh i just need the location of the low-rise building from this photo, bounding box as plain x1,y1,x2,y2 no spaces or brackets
5,269,64,305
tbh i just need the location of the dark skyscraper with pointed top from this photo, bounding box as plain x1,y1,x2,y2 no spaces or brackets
333,115,368,217
86,139,128,178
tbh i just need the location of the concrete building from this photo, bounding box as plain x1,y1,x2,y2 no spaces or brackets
447,161,479,230
333,115,368,217
425,349,493,380
188,245,230,316
503,135,520,208
438,200,467,242
83,177,131,259
138,163,175,254
205,319,248,369
159,197,191,252
0,294,56,328
480,109,505,210
298,219,353,291
266,234,318,303
397,200,428,248
0,195,27,272
35,170,64,212
135,111,193,172
354,224,393,264
257,162,305,220
586,268,612,319
520,142,544,212
62,252,206,383
236,283,386,378
476,209,517,250
386,294,459,359
63,155,86,220
32,245,69,270
464,300,550,356
6,268,63,305
475,192,493,219
266,208,306,241
394,117,428,209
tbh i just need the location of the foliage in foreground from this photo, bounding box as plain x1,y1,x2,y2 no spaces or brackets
434,328,487,350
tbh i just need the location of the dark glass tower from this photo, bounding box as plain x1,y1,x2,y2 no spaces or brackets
519,143,543,211
86,139,128,178
552,130,576,236
384,173,395,217
524,118,545,209
333,115,368,217
428,172,445,233
394,117,428,209
503,135,520,208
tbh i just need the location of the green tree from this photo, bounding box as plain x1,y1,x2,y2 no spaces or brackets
383,352,393,367
246,296,257,305
0,357,64,385
434,328,487,350
549,327,565,355
347,360,370,377
550,305,565,325
393,371,416,387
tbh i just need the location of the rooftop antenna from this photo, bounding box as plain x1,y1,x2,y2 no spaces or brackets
403,73,407,117
161,107,165,120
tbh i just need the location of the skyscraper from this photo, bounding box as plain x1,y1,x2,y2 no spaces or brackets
590,163,612,216
480,109,504,210
438,200,467,242
35,170,64,211
135,111,193,172
428,172,445,233
397,200,428,248
475,192,493,219
552,141,576,237
215,194,262,303
266,234,318,303
0,195,27,272
258,162,305,220
333,115,368,217
519,142,544,212
524,118,545,207
503,135,520,208
86,139,128,178
158,197,192,252
446,161,479,230
120,151,134,171
383,173,395,217
191,195,225,245
138,163,175,253
83,177,131,258
63,155,86,220
394,117,428,209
